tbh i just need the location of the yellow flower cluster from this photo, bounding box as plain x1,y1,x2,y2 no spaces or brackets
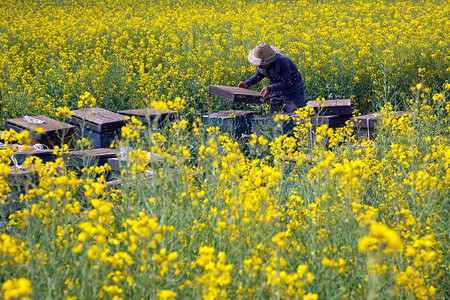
1,278,32,300
78,91,97,109
0,97,448,298
190,247,233,299
1,0,449,121
0,233,28,265
358,221,403,253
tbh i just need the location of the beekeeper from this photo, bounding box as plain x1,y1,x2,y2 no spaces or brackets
238,42,305,114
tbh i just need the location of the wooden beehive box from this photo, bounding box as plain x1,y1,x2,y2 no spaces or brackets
107,157,126,171
308,114,352,127
251,113,348,139
275,113,351,131
7,164,40,196
251,114,295,138
4,164,38,215
70,107,126,148
250,113,351,144
13,149,58,165
349,113,380,130
67,148,119,168
350,111,410,129
208,85,262,103
350,111,410,139
4,115,75,147
117,108,176,127
203,110,258,138
307,99,353,116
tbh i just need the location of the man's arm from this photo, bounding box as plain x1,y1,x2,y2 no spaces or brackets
244,70,265,87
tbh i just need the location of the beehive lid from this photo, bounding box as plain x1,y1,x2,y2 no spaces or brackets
309,114,352,126
70,107,126,133
203,110,258,120
9,164,36,176
67,148,119,167
307,99,353,116
307,99,351,108
68,148,119,158
208,85,262,103
117,108,176,123
350,111,410,129
252,113,292,122
4,115,75,139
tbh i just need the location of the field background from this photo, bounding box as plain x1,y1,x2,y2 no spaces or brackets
0,0,449,299
1,0,449,122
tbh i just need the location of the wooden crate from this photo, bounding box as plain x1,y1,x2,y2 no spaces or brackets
70,107,126,148
67,148,119,168
106,179,123,190
107,157,159,171
251,113,351,145
307,99,353,116
4,164,38,215
4,115,75,147
308,114,352,127
350,111,410,139
203,110,258,138
251,114,349,139
7,164,39,193
117,108,175,127
275,113,351,130
349,113,380,130
350,111,410,129
251,114,295,138
13,149,58,165
208,85,262,103
107,157,127,171
8,164,37,179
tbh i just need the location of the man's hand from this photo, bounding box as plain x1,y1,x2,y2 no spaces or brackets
238,81,248,88
260,87,270,99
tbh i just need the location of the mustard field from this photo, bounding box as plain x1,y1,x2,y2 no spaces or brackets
1,0,450,120
1,0,450,299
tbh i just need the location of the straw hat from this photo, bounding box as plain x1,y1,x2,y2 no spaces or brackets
247,42,281,66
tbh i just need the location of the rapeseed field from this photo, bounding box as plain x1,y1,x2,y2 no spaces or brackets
1,0,449,119
0,0,449,299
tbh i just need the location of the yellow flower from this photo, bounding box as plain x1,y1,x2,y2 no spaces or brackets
2,278,33,300
258,136,268,146
196,190,205,199
303,293,318,300
167,251,179,262
321,257,334,266
87,245,101,260
102,285,123,296
306,272,315,284
156,289,177,300
72,244,83,254
432,93,444,103
34,127,46,135
369,221,403,251
151,101,170,111
56,106,73,118
357,235,378,253
296,264,308,277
